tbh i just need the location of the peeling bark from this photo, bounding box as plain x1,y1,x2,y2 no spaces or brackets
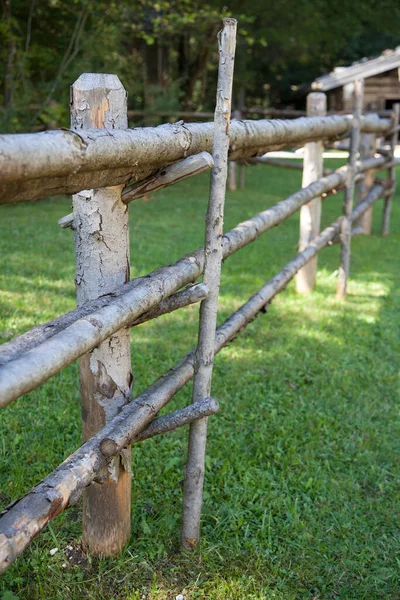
71,73,132,556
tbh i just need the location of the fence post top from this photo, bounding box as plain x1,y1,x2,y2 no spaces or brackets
307,92,327,115
71,73,127,129
72,73,125,92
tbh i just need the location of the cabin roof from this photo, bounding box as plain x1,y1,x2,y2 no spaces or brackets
312,48,400,92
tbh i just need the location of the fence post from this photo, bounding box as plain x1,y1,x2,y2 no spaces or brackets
296,92,326,294
227,110,242,191
71,73,132,555
337,79,363,301
382,102,400,235
239,161,245,190
355,132,376,234
228,160,237,190
181,18,237,550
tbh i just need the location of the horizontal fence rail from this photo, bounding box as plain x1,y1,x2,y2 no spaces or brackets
0,30,398,575
0,115,390,204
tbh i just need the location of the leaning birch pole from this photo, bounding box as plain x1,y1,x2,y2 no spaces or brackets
337,79,363,300
71,74,132,555
181,18,237,550
296,92,326,294
382,103,400,236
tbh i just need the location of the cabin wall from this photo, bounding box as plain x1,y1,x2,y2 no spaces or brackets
327,88,344,111
327,69,400,113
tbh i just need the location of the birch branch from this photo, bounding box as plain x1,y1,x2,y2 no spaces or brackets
129,283,208,326
102,397,219,453
59,152,214,230
181,17,236,550
58,213,74,230
123,151,214,203
0,115,390,205
0,179,385,573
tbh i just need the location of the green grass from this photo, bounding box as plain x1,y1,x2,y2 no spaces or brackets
1,161,400,599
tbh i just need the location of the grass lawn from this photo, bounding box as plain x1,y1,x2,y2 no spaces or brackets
1,161,400,599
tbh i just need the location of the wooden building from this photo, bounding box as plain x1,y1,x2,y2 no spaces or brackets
312,48,400,112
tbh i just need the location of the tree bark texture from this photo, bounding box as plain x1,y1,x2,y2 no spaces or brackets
382,103,400,236
337,79,363,301
101,397,219,454
296,92,326,294
0,178,386,574
181,18,237,551
0,115,390,205
71,73,132,556
129,283,208,327
122,151,214,203
0,156,390,409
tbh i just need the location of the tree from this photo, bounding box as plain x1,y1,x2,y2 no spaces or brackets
1,0,400,132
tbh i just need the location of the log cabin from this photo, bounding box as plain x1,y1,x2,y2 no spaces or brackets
312,48,400,112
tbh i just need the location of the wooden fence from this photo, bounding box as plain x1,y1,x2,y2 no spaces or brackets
0,19,398,573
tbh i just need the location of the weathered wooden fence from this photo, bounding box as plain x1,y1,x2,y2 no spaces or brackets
0,18,398,573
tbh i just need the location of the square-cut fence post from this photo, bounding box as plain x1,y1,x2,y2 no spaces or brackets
382,102,400,236
181,18,237,550
239,161,245,190
71,73,132,555
355,132,376,234
337,79,363,301
227,110,242,191
228,160,237,191
296,92,326,294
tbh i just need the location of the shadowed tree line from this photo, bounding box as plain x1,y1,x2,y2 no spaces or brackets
1,0,400,131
